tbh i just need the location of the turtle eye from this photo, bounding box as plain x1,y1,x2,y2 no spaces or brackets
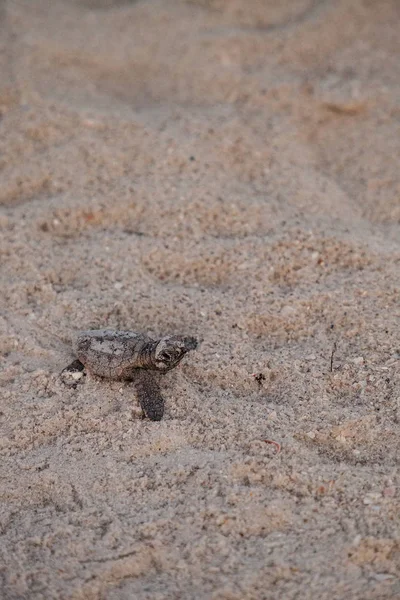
160,351,173,362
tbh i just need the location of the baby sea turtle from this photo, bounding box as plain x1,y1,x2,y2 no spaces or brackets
62,329,198,421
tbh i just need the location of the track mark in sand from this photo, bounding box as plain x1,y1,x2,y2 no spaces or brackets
69,0,139,8
195,0,330,33
35,198,144,238
298,415,399,466
348,538,400,577
299,94,400,225
243,293,377,346
142,245,236,288
0,173,53,207
70,543,171,600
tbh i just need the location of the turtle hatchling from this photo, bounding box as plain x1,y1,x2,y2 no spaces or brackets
62,329,198,421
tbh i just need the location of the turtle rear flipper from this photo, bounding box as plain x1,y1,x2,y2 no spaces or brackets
134,371,164,421
61,359,86,387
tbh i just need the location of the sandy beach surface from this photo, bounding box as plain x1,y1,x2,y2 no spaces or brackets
1,1,400,598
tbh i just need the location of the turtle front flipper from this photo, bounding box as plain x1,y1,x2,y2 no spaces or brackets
133,371,165,421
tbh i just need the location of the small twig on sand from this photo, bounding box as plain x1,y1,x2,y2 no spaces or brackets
263,439,281,454
330,341,337,372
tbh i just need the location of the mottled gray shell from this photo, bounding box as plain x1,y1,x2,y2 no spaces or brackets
75,329,153,380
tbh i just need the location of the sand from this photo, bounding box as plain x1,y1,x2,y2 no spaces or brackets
0,0,400,598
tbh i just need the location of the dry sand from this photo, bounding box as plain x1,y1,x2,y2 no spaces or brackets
1,0,400,598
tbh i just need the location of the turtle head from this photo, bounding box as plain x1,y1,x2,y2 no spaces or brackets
154,335,198,372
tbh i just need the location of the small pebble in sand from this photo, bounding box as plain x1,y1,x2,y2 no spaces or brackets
353,356,364,365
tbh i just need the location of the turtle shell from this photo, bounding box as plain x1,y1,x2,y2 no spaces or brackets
75,329,151,379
